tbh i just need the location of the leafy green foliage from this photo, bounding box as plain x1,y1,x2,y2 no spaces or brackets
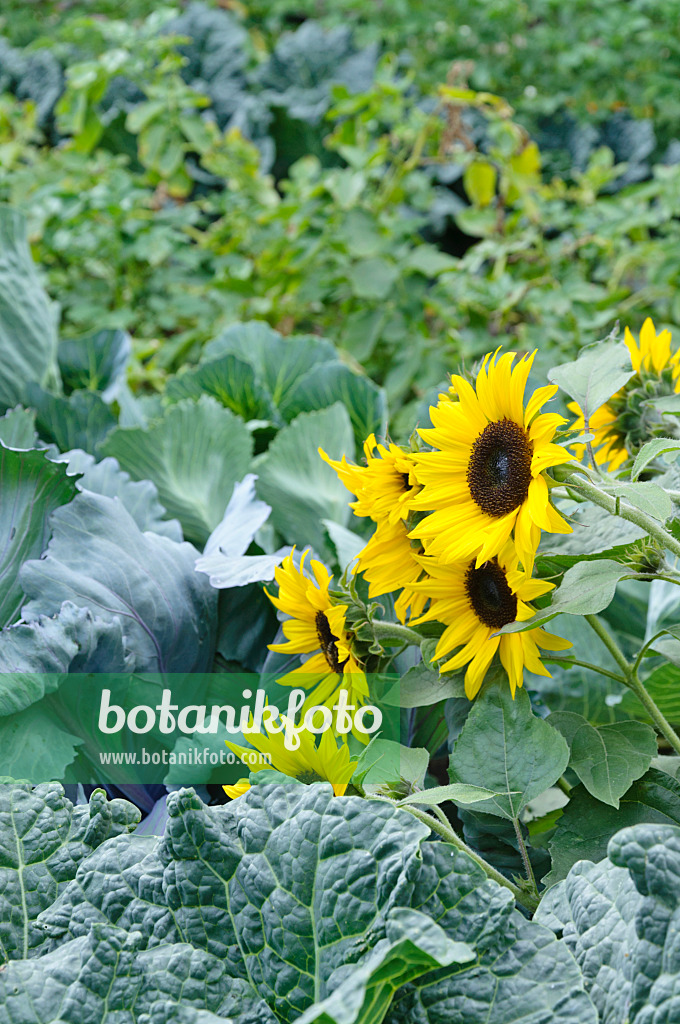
549,712,657,808
255,404,354,561
448,686,569,821
0,783,597,1023
20,491,217,673
0,208,59,409
0,783,139,962
0,447,78,628
544,769,680,886
538,821,680,1024
101,396,254,545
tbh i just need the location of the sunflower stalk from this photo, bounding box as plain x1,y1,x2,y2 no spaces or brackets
394,802,540,912
585,613,680,756
512,816,538,896
370,621,424,648
564,471,680,563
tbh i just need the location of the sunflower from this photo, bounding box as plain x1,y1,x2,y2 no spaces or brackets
569,319,680,471
266,550,369,716
224,717,355,798
409,349,572,573
319,435,427,621
409,541,571,699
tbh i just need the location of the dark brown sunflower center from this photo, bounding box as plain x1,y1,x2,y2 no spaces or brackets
466,419,533,516
464,560,518,629
315,610,347,674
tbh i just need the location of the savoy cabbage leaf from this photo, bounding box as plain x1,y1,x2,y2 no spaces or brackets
0,783,596,1024
537,821,680,1024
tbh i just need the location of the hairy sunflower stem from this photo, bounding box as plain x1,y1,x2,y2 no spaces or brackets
371,621,423,647
512,816,538,897
398,803,538,912
566,472,680,561
585,614,680,756
542,654,626,684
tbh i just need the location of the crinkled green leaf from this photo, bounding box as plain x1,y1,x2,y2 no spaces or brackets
385,840,596,1024
538,822,680,1024
0,207,60,410
448,686,570,819
20,491,217,673
549,711,657,807
0,783,138,961
9,784,595,1024
297,908,474,1024
0,446,79,628
100,395,253,544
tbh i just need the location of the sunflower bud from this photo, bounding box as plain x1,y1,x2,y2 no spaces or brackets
625,537,668,575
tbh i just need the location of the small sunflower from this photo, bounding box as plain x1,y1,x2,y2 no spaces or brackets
319,435,426,621
224,717,355,798
266,550,369,714
570,319,680,471
409,349,572,572
410,541,571,700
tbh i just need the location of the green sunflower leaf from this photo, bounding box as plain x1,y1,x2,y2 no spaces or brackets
631,435,680,480
548,339,635,422
544,768,680,886
448,686,570,820
500,559,631,633
548,711,657,807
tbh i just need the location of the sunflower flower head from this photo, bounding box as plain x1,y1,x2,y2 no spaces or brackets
409,349,572,574
266,549,369,720
319,437,428,622
570,319,680,471
409,541,571,700
223,715,355,798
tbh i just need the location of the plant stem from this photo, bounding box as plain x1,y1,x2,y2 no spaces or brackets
566,472,680,561
512,816,538,897
556,775,572,796
585,614,680,755
371,621,423,647
399,803,538,912
542,655,626,684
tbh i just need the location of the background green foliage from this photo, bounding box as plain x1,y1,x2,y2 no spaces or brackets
0,0,678,426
